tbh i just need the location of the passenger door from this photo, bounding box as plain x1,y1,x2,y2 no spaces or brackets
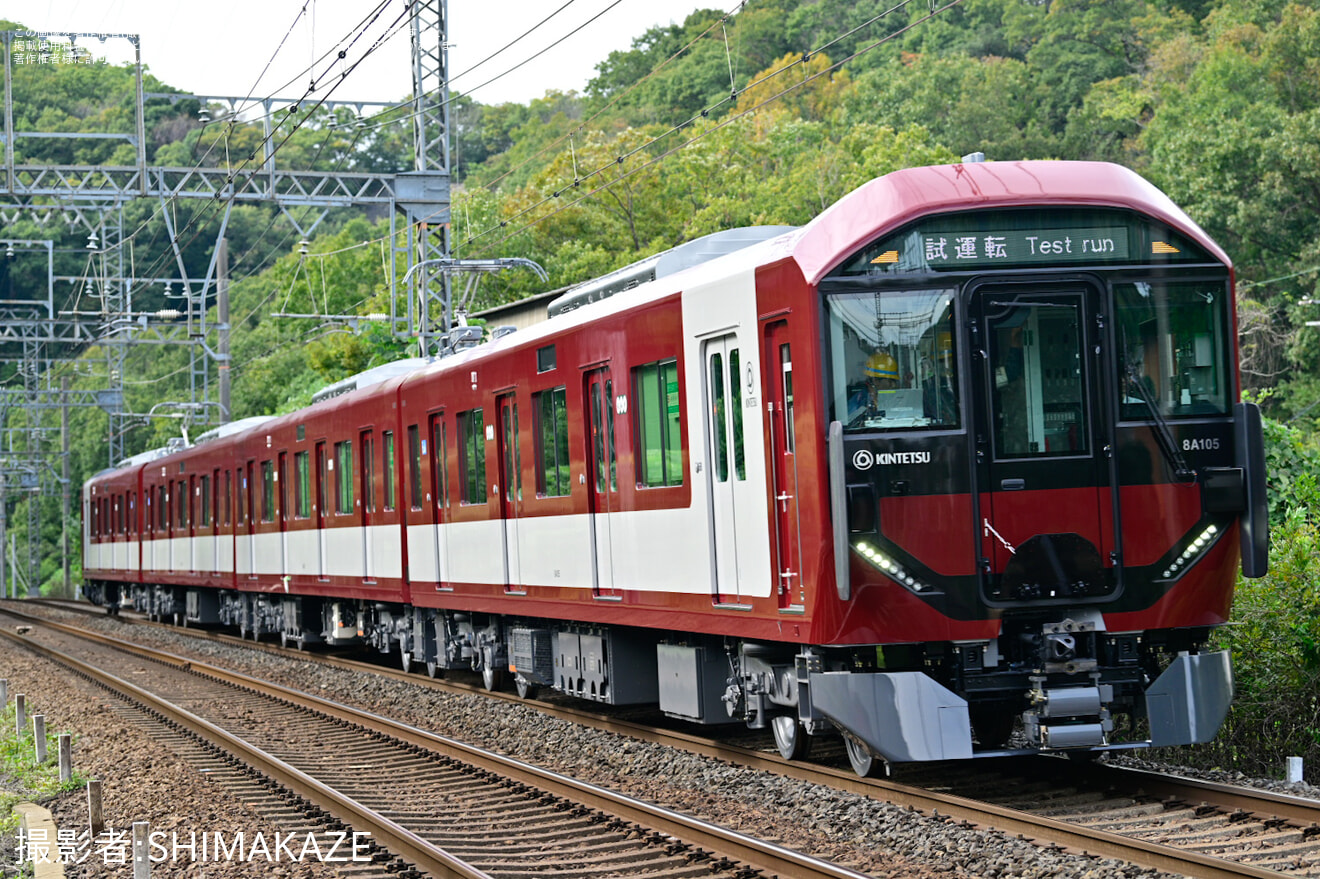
430,414,449,587
703,333,751,603
497,395,523,592
361,430,375,582
315,442,328,579
586,368,619,599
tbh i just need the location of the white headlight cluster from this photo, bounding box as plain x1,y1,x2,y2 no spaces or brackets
854,542,929,592
1161,523,1220,580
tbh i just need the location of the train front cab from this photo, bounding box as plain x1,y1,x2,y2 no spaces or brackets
806,187,1268,769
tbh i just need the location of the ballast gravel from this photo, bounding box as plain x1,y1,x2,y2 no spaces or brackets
0,644,340,879
9,605,1303,878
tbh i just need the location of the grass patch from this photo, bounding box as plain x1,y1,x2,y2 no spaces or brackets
0,700,85,834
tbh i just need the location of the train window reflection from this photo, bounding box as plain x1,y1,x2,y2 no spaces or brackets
988,298,1089,458
826,289,959,431
1116,281,1230,419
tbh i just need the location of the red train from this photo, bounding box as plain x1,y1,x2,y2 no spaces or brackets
83,160,1268,774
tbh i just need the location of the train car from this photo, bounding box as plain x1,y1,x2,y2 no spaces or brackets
225,366,419,648
82,160,1267,774
83,446,162,608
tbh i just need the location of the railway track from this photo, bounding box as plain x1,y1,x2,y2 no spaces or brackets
0,604,873,879
15,599,1320,878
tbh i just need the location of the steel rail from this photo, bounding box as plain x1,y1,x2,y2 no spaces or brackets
0,624,492,879
1,609,872,879
12,601,1310,878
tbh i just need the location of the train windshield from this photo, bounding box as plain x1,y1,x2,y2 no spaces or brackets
1115,280,1231,419
825,288,959,431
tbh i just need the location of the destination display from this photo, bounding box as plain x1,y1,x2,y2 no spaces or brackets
911,227,1131,267
832,209,1213,278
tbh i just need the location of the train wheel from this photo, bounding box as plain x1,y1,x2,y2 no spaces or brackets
514,675,537,700
771,715,810,761
280,631,291,650
844,732,882,778
482,666,505,691
425,661,442,679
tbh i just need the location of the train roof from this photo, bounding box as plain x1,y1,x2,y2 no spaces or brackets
310,358,432,404
193,415,278,445
547,226,797,318
785,160,1231,284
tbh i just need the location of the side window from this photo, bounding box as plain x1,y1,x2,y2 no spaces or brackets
535,387,570,497
407,425,423,510
157,485,167,531
224,471,232,525
261,461,275,523
335,440,354,514
635,359,683,487
177,480,189,528
294,451,310,518
199,476,211,526
459,408,486,505
431,416,448,509
362,432,375,513
383,431,396,511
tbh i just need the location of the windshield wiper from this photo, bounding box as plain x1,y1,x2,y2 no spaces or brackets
1126,366,1196,482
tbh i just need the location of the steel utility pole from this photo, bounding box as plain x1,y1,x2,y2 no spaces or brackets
217,238,230,424
402,0,454,355
61,375,70,597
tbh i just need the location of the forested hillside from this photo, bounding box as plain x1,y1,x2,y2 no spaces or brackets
1,0,1318,592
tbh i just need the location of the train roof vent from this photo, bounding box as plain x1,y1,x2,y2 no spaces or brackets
193,414,278,446
311,357,431,404
547,225,797,318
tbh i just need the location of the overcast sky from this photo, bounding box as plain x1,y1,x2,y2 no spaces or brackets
1,0,716,106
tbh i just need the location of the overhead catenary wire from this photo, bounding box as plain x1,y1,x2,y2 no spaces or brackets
107,1,409,307
465,0,937,253
94,0,400,273
301,0,921,263
47,2,403,419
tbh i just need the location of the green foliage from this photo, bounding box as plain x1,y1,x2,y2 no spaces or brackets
0,701,86,809
1262,417,1320,525
1185,475,1320,779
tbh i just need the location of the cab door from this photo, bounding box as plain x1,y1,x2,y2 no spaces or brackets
764,320,803,610
971,280,1117,603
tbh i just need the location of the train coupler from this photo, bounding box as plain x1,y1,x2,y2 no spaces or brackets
1022,679,1114,750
